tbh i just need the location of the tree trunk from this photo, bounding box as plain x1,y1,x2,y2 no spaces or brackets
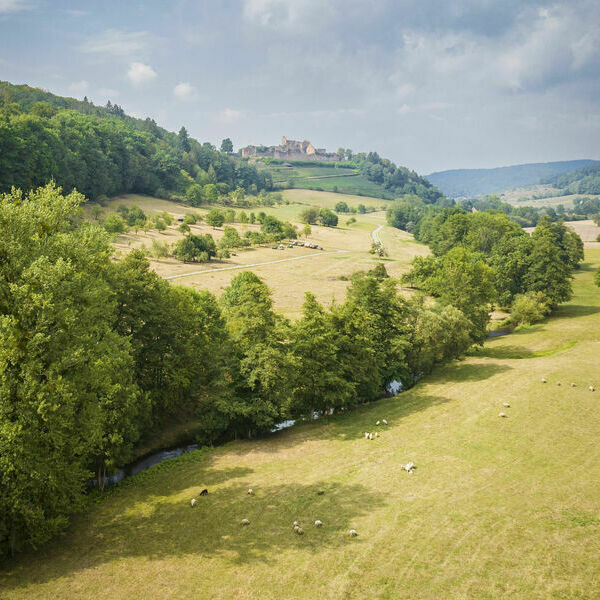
9,525,17,558
96,457,106,492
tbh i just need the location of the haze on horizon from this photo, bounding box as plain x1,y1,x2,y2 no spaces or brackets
1,0,598,174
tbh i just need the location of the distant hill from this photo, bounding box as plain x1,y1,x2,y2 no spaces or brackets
427,159,600,198
546,163,600,195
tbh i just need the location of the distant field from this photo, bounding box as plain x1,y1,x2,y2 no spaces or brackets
3,251,599,599
524,220,600,249
103,192,424,318
500,185,600,210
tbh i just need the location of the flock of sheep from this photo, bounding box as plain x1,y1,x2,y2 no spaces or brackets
541,377,594,391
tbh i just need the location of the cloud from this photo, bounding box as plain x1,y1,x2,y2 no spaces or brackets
81,29,152,57
127,62,157,85
218,108,243,122
173,82,197,101
67,80,89,96
0,0,33,13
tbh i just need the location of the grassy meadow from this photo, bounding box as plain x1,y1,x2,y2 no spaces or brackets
1,247,599,599
98,191,420,318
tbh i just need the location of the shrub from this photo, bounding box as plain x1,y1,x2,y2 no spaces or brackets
103,212,127,234
510,291,551,326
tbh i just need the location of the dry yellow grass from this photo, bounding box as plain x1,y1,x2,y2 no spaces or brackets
524,220,600,250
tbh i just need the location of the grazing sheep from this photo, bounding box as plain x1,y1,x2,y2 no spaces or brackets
314,520,323,527
317,490,325,495
376,420,380,425
571,383,577,387
349,529,358,537
541,378,547,383
293,520,300,527
295,527,304,535
375,432,379,437
364,432,369,438
241,518,250,526
247,488,254,495
498,412,508,418
403,462,415,473
382,419,388,425
503,402,510,408
590,386,595,392
190,498,196,507
199,489,208,496
293,525,300,533
368,433,373,440
557,382,561,386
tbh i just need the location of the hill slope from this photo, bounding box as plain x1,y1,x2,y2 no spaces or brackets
2,249,599,599
428,159,600,198
547,163,600,195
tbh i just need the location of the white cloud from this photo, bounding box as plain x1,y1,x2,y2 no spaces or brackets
67,80,89,96
0,0,33,13
127,62,157,85
173,82,197,101
218,108,243,122
82,29,152,57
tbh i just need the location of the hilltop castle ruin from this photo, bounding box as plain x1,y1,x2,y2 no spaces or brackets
241,137,341,162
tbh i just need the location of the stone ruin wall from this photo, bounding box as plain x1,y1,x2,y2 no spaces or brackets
241,137,341,162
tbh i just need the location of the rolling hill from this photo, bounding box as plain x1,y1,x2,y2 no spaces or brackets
427,159,600,198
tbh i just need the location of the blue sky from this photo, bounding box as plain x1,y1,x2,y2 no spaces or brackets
1,0,599,173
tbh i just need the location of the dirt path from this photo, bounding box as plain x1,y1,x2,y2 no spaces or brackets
164,248,351,280
372,224,383,245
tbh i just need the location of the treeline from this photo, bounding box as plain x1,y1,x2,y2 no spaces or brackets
0,81,270,200
547,163,600,196
1,184,478,557
394,205,583,331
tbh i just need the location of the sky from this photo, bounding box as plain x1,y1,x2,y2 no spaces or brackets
0,0,599,174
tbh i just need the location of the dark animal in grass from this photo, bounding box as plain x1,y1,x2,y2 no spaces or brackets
200,489,208,496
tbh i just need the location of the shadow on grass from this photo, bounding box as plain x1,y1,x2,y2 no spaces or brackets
1,474,385,590
554,304,600,319
473,341,578,360
438,362,511,382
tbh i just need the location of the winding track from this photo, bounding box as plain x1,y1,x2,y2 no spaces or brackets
372,224,384,245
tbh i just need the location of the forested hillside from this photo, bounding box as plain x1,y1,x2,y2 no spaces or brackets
427,159,599,198
547,163,600,195
0,81,271,200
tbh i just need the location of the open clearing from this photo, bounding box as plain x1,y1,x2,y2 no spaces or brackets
524,220,600,250
104,192,424,318
2,250,599,599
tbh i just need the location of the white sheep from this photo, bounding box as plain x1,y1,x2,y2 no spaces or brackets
295,527,304,535
404,462,415,473
241,518,250,526
498,412,508,418
374,432,379,437
247,488,254,495
368,433,373,440
541,378,547,383
557,382,561,386
364,432,369,438
376,420,380,425
314,519,323,527
190,498,196,507
382,419,388,425
590,386,595,392
293,520,300,528
503,402,510,408
348,529,358,537
571,383,577,387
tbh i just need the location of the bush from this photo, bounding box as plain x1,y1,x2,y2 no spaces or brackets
103,212,127,234
510,291,551,326
150,239,171,258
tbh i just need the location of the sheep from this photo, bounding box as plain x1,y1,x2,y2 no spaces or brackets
376,420,380,425
403,462,415,473
590,386,595,392
541,378,547,383
314,520,323,527
375,432,379,437
557,382,562,386
241,518,250,526
498,412,508,418
317,489,325,495
368,433,373,440
190,498,196,507
382,419,388,425
293,525,300,533
503,402,510,408
364,432,369,439
348,529,358,537
293,520,300,528
199,489,208,496
247,488,254,495
571,383,577,387
295,527,304,535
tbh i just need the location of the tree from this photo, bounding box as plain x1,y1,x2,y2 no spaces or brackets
302,224,312,239
178,223,190,234
206,208,225,228
299,206,319,224
173,233,217,262
319,208,338,227
186,184,204,206
177,126,191,153
0,185,140,555
220,138,233,154
335,201,350,213
103,212,127,234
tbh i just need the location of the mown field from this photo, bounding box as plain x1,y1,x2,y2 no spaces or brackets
1,249,599,599
99,191,420,318
500,185,600,210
